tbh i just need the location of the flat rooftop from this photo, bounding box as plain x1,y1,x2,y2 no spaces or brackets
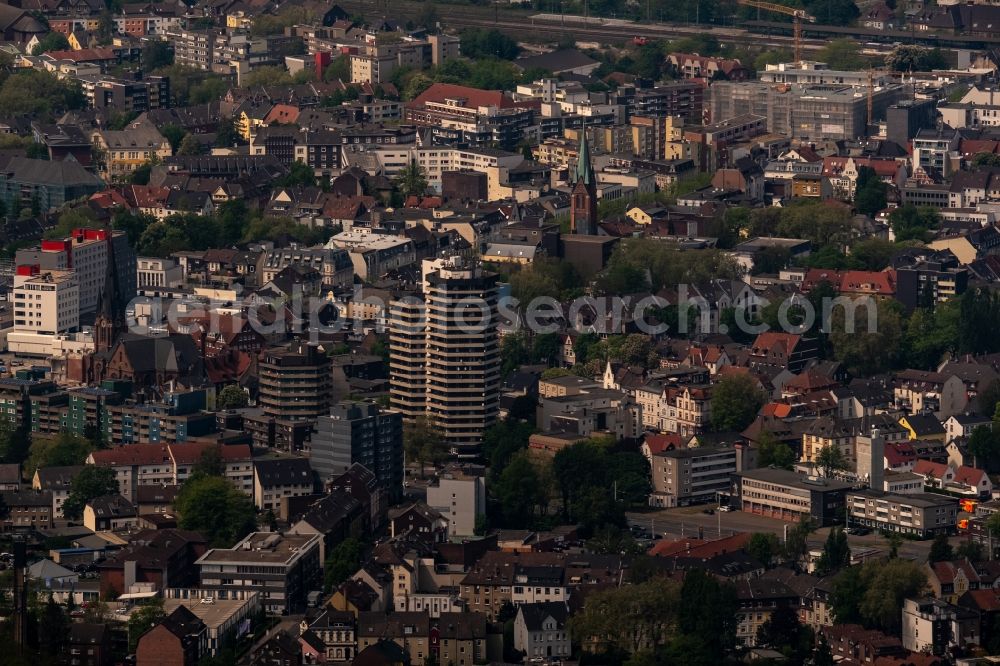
164,597,252,629
197,532,318,565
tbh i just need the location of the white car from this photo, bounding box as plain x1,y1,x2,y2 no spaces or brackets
718,505,732,512
200,597,215,604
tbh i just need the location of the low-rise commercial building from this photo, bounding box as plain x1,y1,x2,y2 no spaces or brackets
734,468,852,526
649,447,736,508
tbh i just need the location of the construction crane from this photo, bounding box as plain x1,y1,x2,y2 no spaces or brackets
737,0,816,63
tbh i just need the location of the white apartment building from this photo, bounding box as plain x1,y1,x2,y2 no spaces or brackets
372,145,523,193
13,268,79,335
426,466,487,537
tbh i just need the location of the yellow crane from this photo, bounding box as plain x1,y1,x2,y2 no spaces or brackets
737,0,817,64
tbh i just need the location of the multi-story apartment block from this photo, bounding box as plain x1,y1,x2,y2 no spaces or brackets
258,340,333,423
87,443,253,502
649,447,737,508
16,227,136,316
78,74,170,112
847,490,958,538
404,83,536,150
426,465,487,537
389,257,500,456
11,267,78,335
350,33,460,84
311,401,404,499
197,532,322,614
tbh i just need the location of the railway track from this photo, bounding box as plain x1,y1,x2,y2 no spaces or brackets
341,0,835,52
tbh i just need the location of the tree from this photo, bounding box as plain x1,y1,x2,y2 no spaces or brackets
746,532,780,568
25,432,92,476
816,527,850,575
783,517,816,570
569,577,680,656
854,169,887,217
756,603,803,653
928,532,954,563
216,385,249,410
31,31,70,55
818,38,866,70
711,374,766,432
829,297,904,376
493,451,547,528
277,161,317,188
756,431,796,469
175,475,256,547
966,425,1000,472
395,159,428,198
403,416,448,478
814,633,835,666
176,133,205,156
815,445,848,477
833,558,927,632
677,569,738,660
324,55,351,82
324,537,364,592
192,445,224,478
957,540,985,562
127,598,165,652
62,466,118,520
38,594,69,656
143,40,174,70
0,70,85,118
890,204,939,242
885,45,947,72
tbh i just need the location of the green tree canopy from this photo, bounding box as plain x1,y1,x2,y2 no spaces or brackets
175,475,256,548
62,466,118,520
711,374,766,432
216,385,249,410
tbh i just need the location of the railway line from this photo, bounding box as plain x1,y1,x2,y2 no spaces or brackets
339,0,836,53
341,0,997,56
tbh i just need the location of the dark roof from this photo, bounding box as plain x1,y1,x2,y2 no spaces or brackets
514,49,599,73
0,156,103,188
34,465,84,490
518,602,569,632
2,490,51,507
254,457,314,488
99,529,206,571
902,412,945,436
353,639,411,666
87,494,136,518
134,484,180,504
298,489,363,533
157,605,206,642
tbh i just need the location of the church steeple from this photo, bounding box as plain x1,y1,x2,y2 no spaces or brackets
570,127,598,235
94,229,126,354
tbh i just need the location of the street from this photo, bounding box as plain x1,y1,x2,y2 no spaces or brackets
626,506,951,563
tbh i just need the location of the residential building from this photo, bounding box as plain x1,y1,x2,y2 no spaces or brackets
426,465,486,538
1,490,53,529
389,257,500,456
83,494,137,532
847,490,958,538
97,529,207,598
649,447,737,508
196,532,322,614
734,468,852,526
252,457,315,511
135,606,207,666
11,266,78,335
310,401,404,500
258,340,333,423
514,602,571,662
901,597,979,656
404,83,536,150
92,118,171,180
32,465,81,518
16,227,136,317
